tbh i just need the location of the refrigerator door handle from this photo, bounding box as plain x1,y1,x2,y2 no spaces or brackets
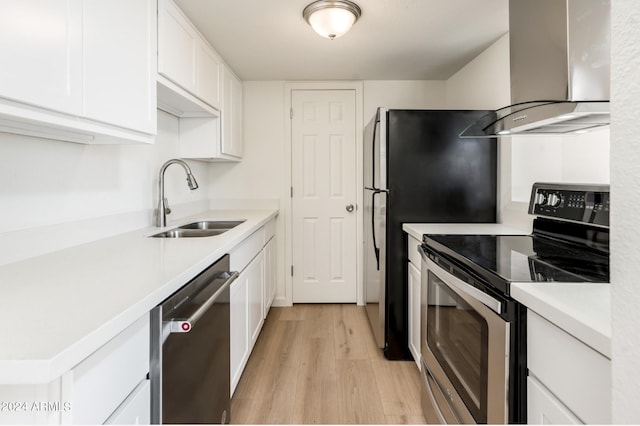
371,118,379,189
370,188,388,270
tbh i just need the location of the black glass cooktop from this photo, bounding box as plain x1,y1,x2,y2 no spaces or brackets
424,233,610,288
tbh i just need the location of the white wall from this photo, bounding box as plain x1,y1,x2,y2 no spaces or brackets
0,110,211,263
446,33,511,110
363,80,446,120
510,129,611,202
611,1,640,422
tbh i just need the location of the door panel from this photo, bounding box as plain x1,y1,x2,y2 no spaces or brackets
0,0,82,115
292,90,357,303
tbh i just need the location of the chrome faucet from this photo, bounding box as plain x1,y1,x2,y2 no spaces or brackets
156,159,199,227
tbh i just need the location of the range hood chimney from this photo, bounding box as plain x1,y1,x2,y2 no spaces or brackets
461,0,610,137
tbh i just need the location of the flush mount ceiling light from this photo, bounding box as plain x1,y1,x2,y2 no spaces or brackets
303,0,361,40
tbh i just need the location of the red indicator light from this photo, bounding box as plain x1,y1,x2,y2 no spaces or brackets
181,322,191,331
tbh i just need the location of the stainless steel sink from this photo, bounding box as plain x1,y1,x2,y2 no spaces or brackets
177,220,245,230
150,220,245,238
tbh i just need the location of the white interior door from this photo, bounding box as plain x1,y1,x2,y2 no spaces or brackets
291,89,357,303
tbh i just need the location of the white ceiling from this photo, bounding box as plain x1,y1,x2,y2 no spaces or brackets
173,0,509,81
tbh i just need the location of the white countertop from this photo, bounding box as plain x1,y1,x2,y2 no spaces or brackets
0,209,278,385
511,282,611,358
403,222,611,358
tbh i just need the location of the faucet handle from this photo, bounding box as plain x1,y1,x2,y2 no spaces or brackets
164,198,172,215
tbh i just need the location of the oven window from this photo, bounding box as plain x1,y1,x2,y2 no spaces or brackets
426,270,488,423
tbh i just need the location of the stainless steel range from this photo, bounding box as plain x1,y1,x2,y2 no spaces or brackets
419,183,610,424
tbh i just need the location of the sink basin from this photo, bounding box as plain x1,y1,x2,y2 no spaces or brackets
150,229,226,238
149,220,245,238
178,220,245,230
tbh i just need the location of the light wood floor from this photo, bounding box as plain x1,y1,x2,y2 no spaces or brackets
231,304,427,424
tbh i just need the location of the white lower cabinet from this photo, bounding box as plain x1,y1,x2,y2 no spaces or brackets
247,252,265,350
63,314,150,425
406,234,422,370
526,310,611,424
527,376,581,425
263,236,277,319
0,314,150,425
407,261,421,370
230,262,249,396
104,380,151,425
229,218,277,396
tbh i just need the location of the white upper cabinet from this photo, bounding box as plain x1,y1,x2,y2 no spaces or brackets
196,43,222,110
83,0,157,134
0,0,157,144
158,0,198,94
159,0,242,161
0,0,83,115
158,0,222,111
221,67,243,158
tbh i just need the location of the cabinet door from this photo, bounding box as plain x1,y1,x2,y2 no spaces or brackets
408,261,421,370
83,0,156,134
66,315,150,424
230,270,249,396
104,379,151,425
0,0,82,115
247,251,265,347
232,75,243,156
196,43,222,110
158,0,197,94
264,237,277,318
221,67,243,158
527,376,582,424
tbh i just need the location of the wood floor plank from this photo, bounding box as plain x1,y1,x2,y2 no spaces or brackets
333,305,372,360
371,357,424,417
292,336,340,424
336,359,387,424
385,414,429,424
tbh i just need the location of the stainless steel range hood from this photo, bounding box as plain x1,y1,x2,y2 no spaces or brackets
461,0,610,137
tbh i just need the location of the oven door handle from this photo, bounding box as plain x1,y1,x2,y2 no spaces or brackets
419,246,503,314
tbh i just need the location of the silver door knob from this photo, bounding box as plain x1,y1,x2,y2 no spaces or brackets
346,204,355,212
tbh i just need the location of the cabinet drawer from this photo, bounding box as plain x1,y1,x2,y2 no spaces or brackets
68,314,150,424
527,376,581,425
230,227,264,272
527,311,611,424
104,379,151,425
407,234,421,267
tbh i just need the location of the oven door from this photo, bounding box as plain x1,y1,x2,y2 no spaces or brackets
420,246,509,424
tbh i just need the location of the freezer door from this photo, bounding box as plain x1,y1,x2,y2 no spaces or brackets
364,107,387,191
364,187,387,349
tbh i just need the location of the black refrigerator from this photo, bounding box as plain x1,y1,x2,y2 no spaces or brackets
363,108,497,360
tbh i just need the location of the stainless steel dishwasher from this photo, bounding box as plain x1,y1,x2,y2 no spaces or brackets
150,254,238,424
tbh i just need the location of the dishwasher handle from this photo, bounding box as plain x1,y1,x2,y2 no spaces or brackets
165,270,238,334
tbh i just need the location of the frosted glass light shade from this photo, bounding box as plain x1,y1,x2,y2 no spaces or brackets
303,1,361,40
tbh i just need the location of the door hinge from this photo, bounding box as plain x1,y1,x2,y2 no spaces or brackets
290,108,293,119
290,186,293,198
291,265,294,276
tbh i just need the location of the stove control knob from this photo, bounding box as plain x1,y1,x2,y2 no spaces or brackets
535,192,547,205
547,193,561,207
